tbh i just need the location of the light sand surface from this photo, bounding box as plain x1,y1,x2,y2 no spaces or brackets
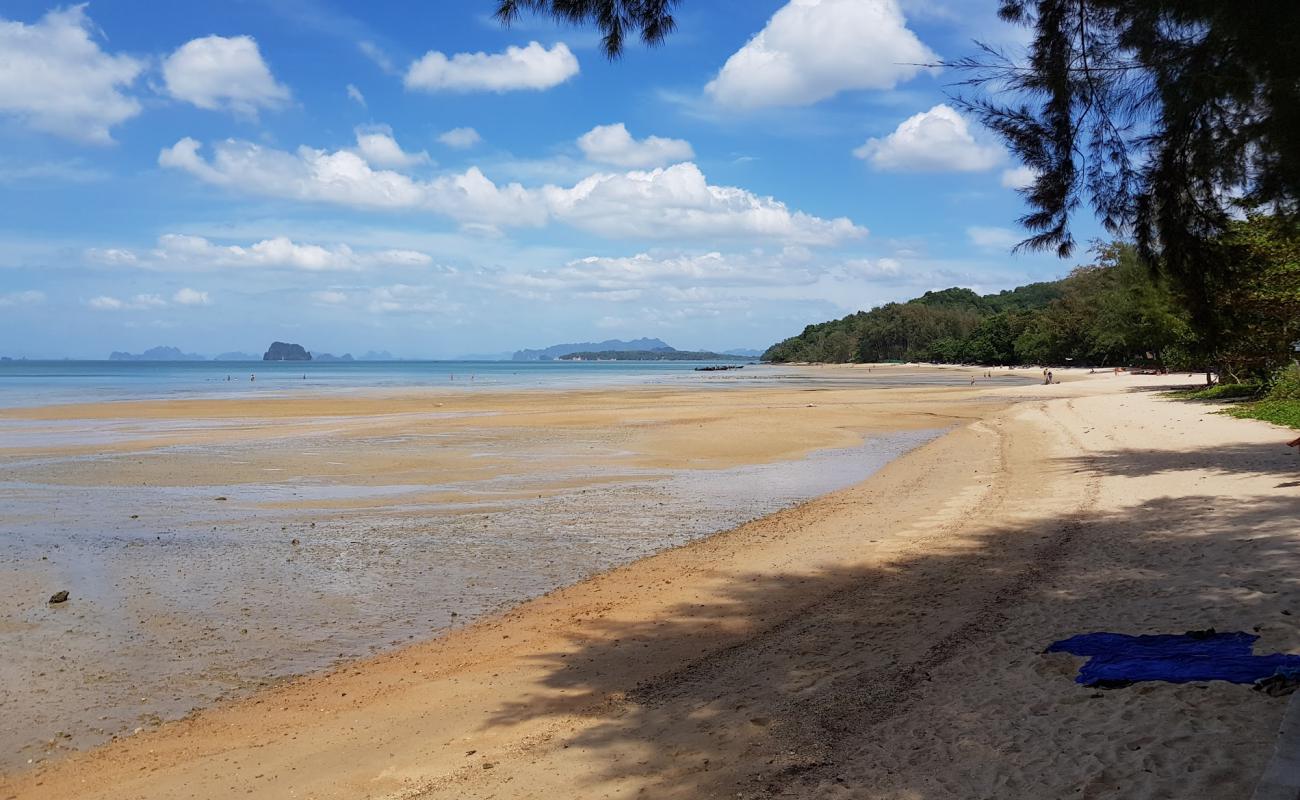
4,370,1299,799
0,368,1007,771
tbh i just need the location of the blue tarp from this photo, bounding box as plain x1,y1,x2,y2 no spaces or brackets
1047,631,1300,686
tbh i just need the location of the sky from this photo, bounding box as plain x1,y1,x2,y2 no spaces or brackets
0,0,1104,359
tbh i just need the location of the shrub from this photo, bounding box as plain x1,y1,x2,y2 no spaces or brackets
1267,364,1300,400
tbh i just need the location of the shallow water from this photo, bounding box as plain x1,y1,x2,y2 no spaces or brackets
0,360,1029,407
0,427,939,772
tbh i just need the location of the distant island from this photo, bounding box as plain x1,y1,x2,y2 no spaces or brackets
314,353,354,362
109,346,206,361
263,342,312,361
559,350,750,361
513,338,672,361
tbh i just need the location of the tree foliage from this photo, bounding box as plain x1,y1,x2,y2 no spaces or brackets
953,3,1300,261
764,242,1192,367
494,0,678,59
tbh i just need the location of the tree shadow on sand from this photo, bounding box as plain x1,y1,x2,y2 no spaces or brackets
1059,440,1298,480
446,489,1300,800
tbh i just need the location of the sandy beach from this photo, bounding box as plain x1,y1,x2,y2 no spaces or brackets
3,366,1298,798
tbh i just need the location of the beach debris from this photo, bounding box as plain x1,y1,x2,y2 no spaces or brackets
214,496,227,501
1255,670,1300,697
48,590,69,604
291,538,300,546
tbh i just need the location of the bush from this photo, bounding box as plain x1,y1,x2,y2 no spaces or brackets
1226,399,1300,429
1181,383,1262,400
1267,364,1300,400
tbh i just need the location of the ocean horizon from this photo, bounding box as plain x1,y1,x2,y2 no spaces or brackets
0,358,1017,408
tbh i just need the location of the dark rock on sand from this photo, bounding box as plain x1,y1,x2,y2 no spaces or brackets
49,590,69,604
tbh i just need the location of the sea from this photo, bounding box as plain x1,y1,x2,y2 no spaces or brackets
0,358,1009,408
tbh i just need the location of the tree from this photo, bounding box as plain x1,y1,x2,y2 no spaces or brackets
494,1,678,59
1207,215,1300,381
949,2,1300,376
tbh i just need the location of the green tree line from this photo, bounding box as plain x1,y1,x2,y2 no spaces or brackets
765,218,1299,378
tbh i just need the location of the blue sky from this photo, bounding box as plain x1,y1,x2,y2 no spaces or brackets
0,0,1102,359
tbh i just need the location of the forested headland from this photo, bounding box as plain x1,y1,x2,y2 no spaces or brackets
764,217,1299,384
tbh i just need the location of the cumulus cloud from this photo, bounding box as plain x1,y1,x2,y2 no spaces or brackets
577,123,694,168
346,83,366,107
705,0,937,109
1000,165,1037,189
160,137,864,245
0,6,144,143
438,127,482,149
172,287,210,305
148,233,433,271
854,104,1004,172
162,35,290,116
0,289,45,307
547,163,865,245
405,41,578,93
966,226,1021,250
88,293,167,311
499,249,830,302
354,125,430,169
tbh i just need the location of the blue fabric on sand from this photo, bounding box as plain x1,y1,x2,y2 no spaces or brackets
1047,631,1300,686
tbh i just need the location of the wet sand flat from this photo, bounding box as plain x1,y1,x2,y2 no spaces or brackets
0,367,1001,773
3,369,1297,799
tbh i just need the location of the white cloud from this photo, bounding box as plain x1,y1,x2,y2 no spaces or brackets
0,289,45,307
1000,165,1036,189
346,83,366,107
577,123,694,168
500,250,827,300
160,138,864,245
358,40,396,74
88,293,166,311
405,41,578,93
149,233,434,271
0,6,144,143
704,0,937,109
839,257,903,279
365,284,459,314
966,226,1021,250
546,163,865,245
854,104,1004,172
311,290,348,304
354,125,430,169
438,127,482,149
172,287,210,305
162,35,290,116
88,296,124,310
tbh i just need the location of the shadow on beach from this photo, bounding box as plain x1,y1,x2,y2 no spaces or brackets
440,442,1300,799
